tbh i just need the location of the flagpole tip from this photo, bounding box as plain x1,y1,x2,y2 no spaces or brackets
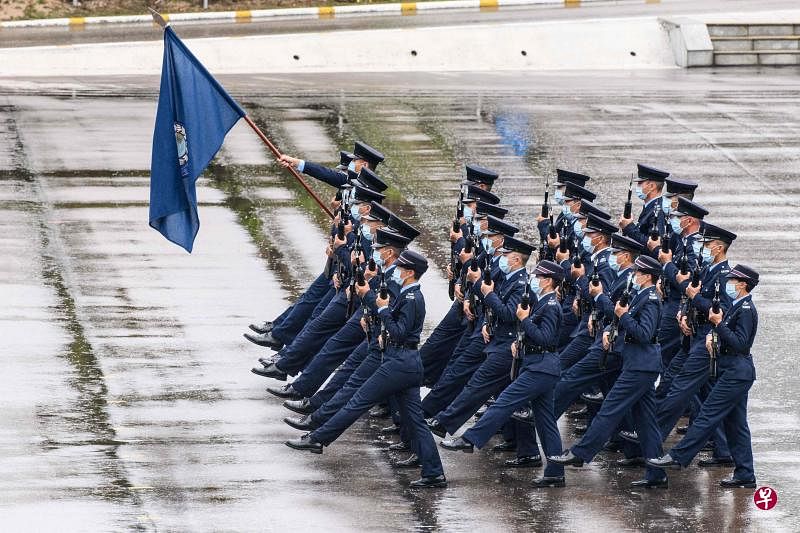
148,7,169,29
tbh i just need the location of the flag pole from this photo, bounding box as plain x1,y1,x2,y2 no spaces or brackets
241,115,334,219
149,9,335,220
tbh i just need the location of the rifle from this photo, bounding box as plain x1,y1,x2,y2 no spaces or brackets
623,174,634,219
448,186,465,301
601,271,634,369
378,272,389,358
467,255,479,323
483,254,494,339
649,202,661,243
346,226,364,315
541,177,550,218
511,270,530,380
709,279,721,378
659,211,672,301
334,204,348,291
589,258,602,337
362,258,376,343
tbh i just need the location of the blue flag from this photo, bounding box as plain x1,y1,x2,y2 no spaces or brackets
149,26,245,253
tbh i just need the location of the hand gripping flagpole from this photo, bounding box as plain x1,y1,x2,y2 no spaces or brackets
149,9,334,219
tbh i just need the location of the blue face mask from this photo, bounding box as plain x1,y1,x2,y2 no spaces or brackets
473,219,483,237
350,203,362,221
529,276,543,297
347,161,356,172
361,224,373,241
701,245,713,265
554,189,565,206
632,279,642,291
635,184,646,201
725,281,739,300
391,268,403,285
670,216,683,234
573,220,584,239
581,235,595,253
463,205,473,221
662,196,672,215
498,255,511,274
481,237,495,255
608,253,620,272
371,250,384,268
562,204,574,220
691,240,702,256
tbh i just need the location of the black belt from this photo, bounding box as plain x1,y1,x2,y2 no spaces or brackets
721,348,751,357
391,342,419,350
625,334,658,344
524,346,555,355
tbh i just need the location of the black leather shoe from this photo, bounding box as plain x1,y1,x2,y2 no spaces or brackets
440,437,474,453
388,441,411,452
676,425,689,435
618,430,640,444
616,457,645,467
602,441,624,453
720,477,756,488
504,455,542,468
259,356,277,367
567,406,590,420
573,424,587,436
244,331,284,350
631,478,668,489
369,405,390,418
531,476,565,488
698,456,735,467
285,433,322,454
284,415,318,431
645,454,681,469
393,454,420,468
251,363,287,381
409,475,447,488
283,398,314,415
511,407,534,424
581,391,604,404
548,451,584,467
428,419,447,438
249,321,274,334
266,384,303,400
380,423,401,435
492,440,517,452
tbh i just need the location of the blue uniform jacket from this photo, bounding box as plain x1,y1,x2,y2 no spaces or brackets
685,260,732,339
377,283,426,347
572,248,616,337
363,265,400,344
615,285,662,372
622,196,662,247
662,232,700,305
483,268,527,353
521,291,562,376
302,161,348,188
716,294,757,381
595,266,633,328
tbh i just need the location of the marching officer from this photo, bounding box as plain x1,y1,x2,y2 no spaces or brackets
549,255,667,489
440,260,566,487
619,164,669,247
647,264,760,488
286,250,448,489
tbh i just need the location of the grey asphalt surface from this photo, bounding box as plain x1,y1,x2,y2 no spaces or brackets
1,0,799,48
1,67,799,531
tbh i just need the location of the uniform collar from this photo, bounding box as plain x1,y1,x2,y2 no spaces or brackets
590,246,610,262
644,195,662,209
401,282,419,294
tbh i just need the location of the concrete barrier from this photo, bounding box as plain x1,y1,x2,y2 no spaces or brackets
0,0,644,29
0,16,677,77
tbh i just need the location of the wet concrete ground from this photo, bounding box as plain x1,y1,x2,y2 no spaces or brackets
1,68,799,531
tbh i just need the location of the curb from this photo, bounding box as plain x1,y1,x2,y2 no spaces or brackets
0,0,620,29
